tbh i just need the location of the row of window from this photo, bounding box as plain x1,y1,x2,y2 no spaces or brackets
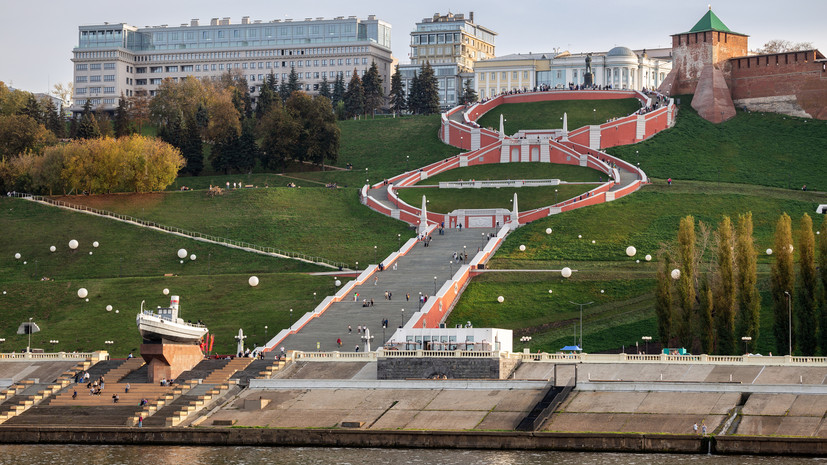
76,98,117,106
133,58,370,75
132,69,359,87
151,23,357,43
74,87,116,95
75,75,116,83
478,71,532,81
131,46,373,63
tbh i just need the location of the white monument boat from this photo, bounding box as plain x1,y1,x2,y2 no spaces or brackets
136,295,208,344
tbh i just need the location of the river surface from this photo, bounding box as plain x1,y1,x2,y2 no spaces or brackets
0,445,824,465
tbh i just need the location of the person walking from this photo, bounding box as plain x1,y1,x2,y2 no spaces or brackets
337,338,342,347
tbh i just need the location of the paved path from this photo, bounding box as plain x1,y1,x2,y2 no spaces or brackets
278,228,490,352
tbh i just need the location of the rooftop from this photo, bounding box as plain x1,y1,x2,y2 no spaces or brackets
679,8,746,36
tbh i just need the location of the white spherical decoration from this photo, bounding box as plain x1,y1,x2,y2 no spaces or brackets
179,260,184,264
89,251,93,255
248,276,259,287
190,254,196,261
335,279,342,287
85,298,89,302
592,240,596,244
115,310,119,314
766,248,772,255
497,296,504,303
636,259,640,263
645,254,652,262
671,269,681,280
177,248,187,259
548,289,553,294
2,291,6,295
106,305,113,311
92,241,99,248
78,288,87,298
23,261,27,265
561,267,572,278
600,289,605,294
69,240,79,250
50,246,56,253
578,235,582,239
626,246,637,257
162,288,169,295
545,228,552,234
14,253,21,260
519,244,526,251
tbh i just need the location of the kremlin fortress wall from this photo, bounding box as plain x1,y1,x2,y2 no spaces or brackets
659,9,827,122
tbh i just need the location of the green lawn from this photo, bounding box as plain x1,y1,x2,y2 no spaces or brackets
422,163,604,184
397,185,595,213
476,98,642,133
608,97,827,191
49,188,414,267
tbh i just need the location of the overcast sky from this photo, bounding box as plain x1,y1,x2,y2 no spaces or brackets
2,0,825,93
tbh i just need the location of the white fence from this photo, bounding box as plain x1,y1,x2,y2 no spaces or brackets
438,179,562,189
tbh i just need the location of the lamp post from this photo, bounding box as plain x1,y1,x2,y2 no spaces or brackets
27,317,33,353
641,336,652,354
397,233,401,247
555,189,558,204
434,276,438,294
569,301,594,351
50,340,59,351
520,336,532,350
313,292,317,302
418,292,423,310
592,108,596,123
481,232,485,247
265,325,268,340
741,336,752,355
289,308,293,331
784,290,792,355
401,308,404,327
355,261,359,270
406,155,409,171
449,261,453,276
373,245,377,264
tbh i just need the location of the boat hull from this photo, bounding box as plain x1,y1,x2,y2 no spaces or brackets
137,314,208,344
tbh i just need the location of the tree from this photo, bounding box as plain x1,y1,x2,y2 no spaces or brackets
655,251,674,345
287,66,302,94
158,111,183,150
318,76,331,101
771,213,795,355
180,114,203,176
819,215,827,353
21,94,43,124
0,115,55,161
236,117,258,173
258,103,299,172
51,82,73,108
714,216,736,354
362,61,384,117
344,69,364,118
278,78,290,103
42,97,64,138
735,212,761,346
417,62,441,115
127,91,151,134
114,94,132,138
752,39,814,54
700,281,715,355
76,100,100,140
676,216,696,348
407,71,421,114
461,79,478,105
389,69,406,115
332,73,346,107
94,107,113,138
797,214,817,355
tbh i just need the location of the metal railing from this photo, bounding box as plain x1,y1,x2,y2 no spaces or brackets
8,192,347,270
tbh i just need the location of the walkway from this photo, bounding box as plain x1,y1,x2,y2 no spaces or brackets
277,228,487,352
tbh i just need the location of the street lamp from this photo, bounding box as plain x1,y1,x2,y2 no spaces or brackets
289,308,293,331
641,336,652,354
481,232,485,247
401,308,405,327
741,336,752,355
397,233,401,247
434,276,438,294
27,317,33,353
784,291,792,355
555,189,558,204
313,292,317,302
449,260,453,276
50,340,59,351
418,292,423,310
406,155,409,171
569,301,594,351
355,261,359,270
592,108,596,123
265,325,268,340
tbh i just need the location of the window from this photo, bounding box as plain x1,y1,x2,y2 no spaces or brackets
104,75,115,82
136,79,147,85
346,58,351,66
76,76,88,83
89,87,101,93
512,71,518,79
75,88,87,95
362,58,368,65
76,64,88,71
501,72,507,79
104,87,115,94
150,78,162,85
104,63,115,70
90,63,101,70
478,73,485,81
90,75,101,82
103,98,115,105
195,65,201,72
182,65,193,72
165,66,178,72
523,71,529,79
305,72,311,78
150,66,163,73
242,63,248,69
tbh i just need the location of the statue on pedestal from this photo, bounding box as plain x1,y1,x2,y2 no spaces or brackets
584,53,594,87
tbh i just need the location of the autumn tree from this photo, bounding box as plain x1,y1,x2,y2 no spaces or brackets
655,250,674,345
700,281,715,355
676,216,696,348
818,216,827,353
771,213,795,355
0,115,55,160
797,214,817,354
714,216,737,354
735,212,761,346
752,39,813,54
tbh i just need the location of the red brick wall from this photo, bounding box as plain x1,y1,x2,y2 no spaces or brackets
670,32,748,95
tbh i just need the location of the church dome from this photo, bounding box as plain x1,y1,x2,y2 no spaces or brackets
607,46,637,57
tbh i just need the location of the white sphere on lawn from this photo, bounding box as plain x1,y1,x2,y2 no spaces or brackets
50,246,56,252
519,244,526,251
766,248,772,255
77,289,87,299
601,289,605,294
85,298,89,302
89,251,93,255
179,260,184,264
335,279,342,287
645,254,652,262
671,269,681,280
626,246,637,257
190,254,196,261
93,241,99,248
115,310,119,314
23,261,27,265
545,228,552,235
497,296,504,303
561,267,572,278
592,240,596,244
578,235,582,239
162,288,169,295
636,259,640,263
106,305,113,311
69,240,79,250
548,289,553,294
248,276,259,287
177,248,187,259
14,253,21,260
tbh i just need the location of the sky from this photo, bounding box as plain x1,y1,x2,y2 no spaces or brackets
2,0,826,93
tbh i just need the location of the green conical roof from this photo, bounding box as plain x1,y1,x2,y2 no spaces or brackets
688,9,732,33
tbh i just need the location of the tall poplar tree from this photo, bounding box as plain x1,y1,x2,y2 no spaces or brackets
655,251,674,345
818,215,827,353
700,282,715,354
736,212,761,346
797,214,817,354
771,213,795,355
677,216,696,348
714,216,737,354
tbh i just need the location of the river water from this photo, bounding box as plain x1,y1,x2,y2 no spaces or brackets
0,445,823,465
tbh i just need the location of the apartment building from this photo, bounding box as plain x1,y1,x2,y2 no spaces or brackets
71,15,393,114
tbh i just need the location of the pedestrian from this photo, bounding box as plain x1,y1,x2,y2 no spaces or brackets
374,276,378,286
355,345,360,352
125,383,130,393
337,338,342,347
348,325,352,333
406,293,410,301
667,178,672,186
384,291,389,300
693,423,698,434
388,291,392,300
701,421,707,436
138,415,143,427
393,262,397,271
72,390,77,400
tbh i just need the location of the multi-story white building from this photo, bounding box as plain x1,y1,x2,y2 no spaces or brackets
71,15,393,114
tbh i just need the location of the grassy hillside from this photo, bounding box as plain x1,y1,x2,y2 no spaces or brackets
398,185,594,213
422,163,604,184
476,98,641,133
608,99,827,191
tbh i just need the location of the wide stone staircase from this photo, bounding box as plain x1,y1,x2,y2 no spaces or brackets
0,360,92,425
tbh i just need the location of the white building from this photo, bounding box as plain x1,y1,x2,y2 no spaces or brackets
385,327,513,352
70,15,394,114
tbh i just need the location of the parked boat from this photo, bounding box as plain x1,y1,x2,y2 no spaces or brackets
136,296,208,344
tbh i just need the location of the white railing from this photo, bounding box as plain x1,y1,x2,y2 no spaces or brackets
7,192,347,270
438,179,563,189
0,351,103,361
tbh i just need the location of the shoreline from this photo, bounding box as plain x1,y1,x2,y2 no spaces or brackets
0,426,824,456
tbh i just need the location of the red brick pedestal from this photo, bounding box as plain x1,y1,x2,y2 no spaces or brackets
140,343,204,383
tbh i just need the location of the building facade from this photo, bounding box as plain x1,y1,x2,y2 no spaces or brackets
71,15,393,114
399,12,496,110
474,48,672,100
